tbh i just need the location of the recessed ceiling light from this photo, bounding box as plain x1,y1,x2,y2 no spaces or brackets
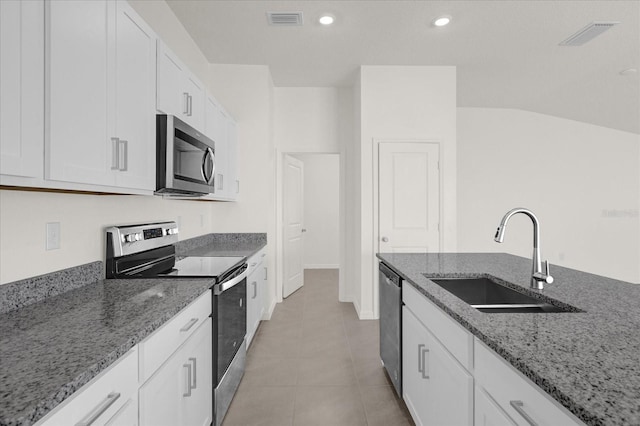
319,14,335,26
433,15,451,27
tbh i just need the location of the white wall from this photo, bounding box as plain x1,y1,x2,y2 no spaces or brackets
355,66,458,319
293,154,340,269
457,107,640,283
274,87,351,301
0,191,213,283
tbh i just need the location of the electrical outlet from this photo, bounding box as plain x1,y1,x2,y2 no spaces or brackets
46,222,60,250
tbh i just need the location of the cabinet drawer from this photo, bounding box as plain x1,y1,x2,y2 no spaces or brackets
475,339,585,426
139,290,211,382
36,347,138,426
403,282,473,370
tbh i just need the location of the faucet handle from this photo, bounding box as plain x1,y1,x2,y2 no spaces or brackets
544,261,554,284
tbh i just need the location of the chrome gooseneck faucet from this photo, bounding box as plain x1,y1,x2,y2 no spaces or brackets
494,208,554,290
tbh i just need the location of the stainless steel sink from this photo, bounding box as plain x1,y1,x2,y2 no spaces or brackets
428,277,574,313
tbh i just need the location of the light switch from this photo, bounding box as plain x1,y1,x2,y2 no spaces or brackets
46,222,61,250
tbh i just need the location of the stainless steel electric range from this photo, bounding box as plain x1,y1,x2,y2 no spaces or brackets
106,221,246,426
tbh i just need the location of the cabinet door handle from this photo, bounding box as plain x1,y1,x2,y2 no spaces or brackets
180,318,198,332
252,281,257,299
183,363,192,397
111,137,120,170
250,262,257,267
510,401,539,426
189,357,197,389
75,392,121,426
118,139,128,171
236,180,240,194
264,266,267,280
418,344,429,379
188,94,193,116
183,92,190,115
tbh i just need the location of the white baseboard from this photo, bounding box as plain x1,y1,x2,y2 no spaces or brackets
304,264,340,269
352,298,376,320
262,298,277,320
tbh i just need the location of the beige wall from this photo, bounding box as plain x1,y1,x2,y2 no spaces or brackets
457,107,640,283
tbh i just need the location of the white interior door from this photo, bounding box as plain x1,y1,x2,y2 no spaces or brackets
379,142,440,253
283,154,304,298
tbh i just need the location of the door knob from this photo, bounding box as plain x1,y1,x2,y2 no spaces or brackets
381,237,389,242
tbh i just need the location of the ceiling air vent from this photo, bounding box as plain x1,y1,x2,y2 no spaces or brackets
267,12,304,26
559,21,620,46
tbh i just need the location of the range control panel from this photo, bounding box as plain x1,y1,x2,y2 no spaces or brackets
106,221,179,258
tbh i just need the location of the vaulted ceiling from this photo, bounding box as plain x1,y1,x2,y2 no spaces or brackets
167,0,640,134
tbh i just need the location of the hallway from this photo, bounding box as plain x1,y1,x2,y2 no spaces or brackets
223,269,413,425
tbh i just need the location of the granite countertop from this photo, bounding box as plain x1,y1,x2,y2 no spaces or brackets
0,277,213,426
0,232,267,426
377,252,640,426
178,232,267,258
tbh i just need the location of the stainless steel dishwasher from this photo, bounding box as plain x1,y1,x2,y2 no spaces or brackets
379,261,402,397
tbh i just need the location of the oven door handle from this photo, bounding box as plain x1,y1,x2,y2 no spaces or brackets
213,265,248,295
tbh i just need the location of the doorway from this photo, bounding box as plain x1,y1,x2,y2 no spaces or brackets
278,152,342,301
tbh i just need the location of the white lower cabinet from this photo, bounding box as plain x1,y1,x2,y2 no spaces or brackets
475,385,517,426
402,306,473,426
475,338,585,426
139,318,212,426
36,347,139,426
246,248,267,347
402,280,587,426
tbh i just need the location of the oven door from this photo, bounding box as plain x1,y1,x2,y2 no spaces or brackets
156,114,216,195
213,264,248,384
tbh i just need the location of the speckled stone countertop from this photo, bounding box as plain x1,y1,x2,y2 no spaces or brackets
377,252,640,426
0,232,267,426
179,232,267,258
0,277,213,426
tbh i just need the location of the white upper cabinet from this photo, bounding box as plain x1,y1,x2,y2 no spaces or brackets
202,96,238,201
113,1,157,190
0,0,44,179
156,41,205,132
226,117,239,199
46,0,156,190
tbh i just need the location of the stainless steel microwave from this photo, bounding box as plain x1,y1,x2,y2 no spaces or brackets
156,115,215,195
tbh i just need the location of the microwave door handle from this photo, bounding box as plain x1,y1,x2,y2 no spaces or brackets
201,147,215,185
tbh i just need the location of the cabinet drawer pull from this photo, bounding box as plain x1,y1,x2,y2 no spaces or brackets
252,281,257,299
510,400,539,426
418,344,430,379
189,357,197,389
183,363,192,397
75,392,121,426
250,262,257,267
180,318,198,332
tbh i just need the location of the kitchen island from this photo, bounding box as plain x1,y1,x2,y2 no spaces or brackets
377,252,640,426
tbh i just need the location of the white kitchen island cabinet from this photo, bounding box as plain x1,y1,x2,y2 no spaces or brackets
0,0,44,180
402,281,586,426
402,304,473,426
46,0,156,191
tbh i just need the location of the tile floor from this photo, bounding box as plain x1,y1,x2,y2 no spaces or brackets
223,269,414,426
